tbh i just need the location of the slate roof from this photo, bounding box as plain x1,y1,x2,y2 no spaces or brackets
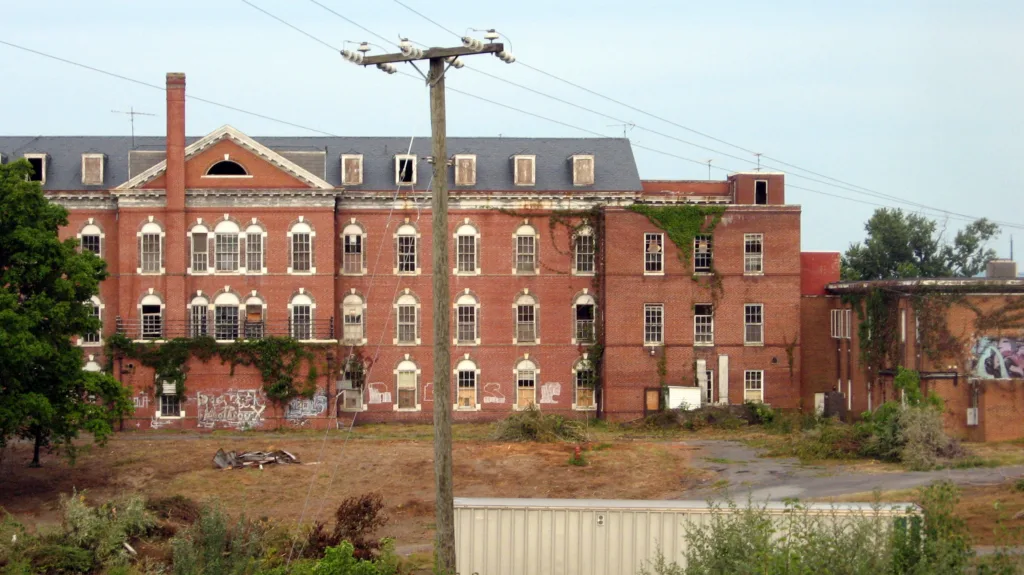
0,136,642,192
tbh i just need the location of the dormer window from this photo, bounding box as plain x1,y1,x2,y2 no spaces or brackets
571,154,594,186
342,154,363,186
513,155,535,186
396,154,416,185
205,160,248,176
454,154,476,186
24,153,46,183
82,154,105,185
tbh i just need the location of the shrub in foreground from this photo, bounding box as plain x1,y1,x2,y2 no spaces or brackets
491,407,588,442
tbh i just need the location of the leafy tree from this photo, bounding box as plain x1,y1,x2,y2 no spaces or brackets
842,208,999,280
0,159,132,466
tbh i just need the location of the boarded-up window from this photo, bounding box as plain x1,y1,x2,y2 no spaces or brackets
454,154,476,186
572,154,595,186
342,154,363,186
513,155,535,186
82,154,104,185
397,369,416,409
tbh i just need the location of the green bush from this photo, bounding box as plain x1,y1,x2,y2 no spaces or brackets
858,403,963,470
491,407,588,442
170,506,268,575
641,406,749,432
60,492,155,567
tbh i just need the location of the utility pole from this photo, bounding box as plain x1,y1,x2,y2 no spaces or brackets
348,35,512,574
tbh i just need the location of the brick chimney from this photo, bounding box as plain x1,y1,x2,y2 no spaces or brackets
165,72,186,211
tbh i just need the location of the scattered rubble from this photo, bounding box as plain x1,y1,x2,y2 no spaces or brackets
213,449,301,469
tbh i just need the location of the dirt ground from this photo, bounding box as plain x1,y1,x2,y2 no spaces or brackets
0,429,703,549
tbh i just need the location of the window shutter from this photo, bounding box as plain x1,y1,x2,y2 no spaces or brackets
238,234,246,270
310,233,316,271
208,235,216,270
137,235,142,271
288,234,293,271
159,235,165,272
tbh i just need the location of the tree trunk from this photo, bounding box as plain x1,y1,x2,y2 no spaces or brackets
30,431,43,467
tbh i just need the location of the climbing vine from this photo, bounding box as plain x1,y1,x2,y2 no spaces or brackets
106,334,325,404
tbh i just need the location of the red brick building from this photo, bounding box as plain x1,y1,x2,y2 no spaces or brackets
0,72,810,429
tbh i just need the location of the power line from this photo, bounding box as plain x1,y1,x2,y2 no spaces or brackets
241,0,338,51
385,0,1024,229
0,39,340,137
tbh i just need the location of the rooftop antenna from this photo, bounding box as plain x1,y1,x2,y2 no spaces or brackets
606,123,635,138
111,107,156,149
753,152,763,172
704,159,713,180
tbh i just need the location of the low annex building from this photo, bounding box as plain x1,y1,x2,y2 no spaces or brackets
2,72,816,430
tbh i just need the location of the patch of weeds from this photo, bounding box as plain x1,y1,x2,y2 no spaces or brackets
590,443,614,452
710,479,730,490
491,407,588,443
568,448,588,467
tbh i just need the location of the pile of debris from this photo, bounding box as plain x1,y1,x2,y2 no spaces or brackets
213,449,301,470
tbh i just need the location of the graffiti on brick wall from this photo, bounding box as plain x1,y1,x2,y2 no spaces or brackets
196,390,266,429
149,416,173,430
422,383,433,402
132,393,150,410
971,337,1024,379
285,390,328,425
368,382,392,404
540,382,561,404
483,383,506,404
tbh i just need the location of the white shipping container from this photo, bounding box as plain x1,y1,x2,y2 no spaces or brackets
454,497,915,575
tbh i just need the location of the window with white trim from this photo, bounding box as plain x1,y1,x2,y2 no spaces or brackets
244,296,264,339
744,370,764,402
396,360,418,410
574,293,596,343
82,296,102,345
644,304,664,345
694,304,713,346
396,224,417,274
291,294,313,340
744,304,764,345
80,224,102,256
190,225,209,273
342,223,364,275
160,393,181,417
455,224,478,274
24,154,45,183
214,220,240,273
574,227,595,274
340,358,365,411
744,234,764,274
214,292,240,341
456,293,478,345
515,224,537,273
456,359,478,410
454,154,476,186
342,154,363,186
516,358,537,409
190,296,209,337
343,294,364,345
515,294,537,344
290,222,313,273
644,233,663,274
571,154,595,186
396,154,416,185
574,359,596,410
694,234,712,273
139,221,163,274
703,370,715,404
396,293,418,345
246,224,264,273
140,294,163,340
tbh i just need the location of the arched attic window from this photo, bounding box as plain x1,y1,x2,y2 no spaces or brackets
206,160,248,176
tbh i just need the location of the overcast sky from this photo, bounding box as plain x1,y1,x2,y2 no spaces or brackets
2,0,1021,258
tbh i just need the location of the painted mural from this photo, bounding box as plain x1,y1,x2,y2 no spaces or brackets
285,390,328,425
971,337,1024,380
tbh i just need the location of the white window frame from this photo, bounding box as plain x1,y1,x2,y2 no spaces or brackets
342,293,366,346
245,223,266,274
744,370,764,403
644,233,664,275
454,292,480,346
213,292,241,342
694,304,714,346
342,222,367,275
574,227,595,275
395,154,417,185
341,154,364,186
454,154,476,186
288,221,316,274
744,304,764,346
340,361,367,412
81,153,105,186
80,296,103,347
513,154,536,186
214,220,241,274
514,293,539,345
572,358,597,411
830,309,852,339
137,221,164,275
454,359,481,411
572,292,596,345
694,234,713,274
24,153,46,184
514,224,539,274
514,358,538,411
454,222,480,275
394,223,420,275
571,154,595,186
158,390,184,419
744,233,764,275
289,293,315,341
394,360,421,412
393,291,421,345
78,222,103,257
188,224,210,274
138,293,164,341
644,303,664,346
190,296,209,338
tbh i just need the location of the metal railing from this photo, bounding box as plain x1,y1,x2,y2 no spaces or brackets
115,316,335,341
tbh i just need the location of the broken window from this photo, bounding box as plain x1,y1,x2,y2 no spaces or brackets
245,301,264,339
744,234,763,274
25,155,45,183
457,361,477,409
516,359,537,409
160,393,181,417
703,370,715,404
141,304,162,340
755,180,768,205
574,294,596,343
190,297,209,337
744,370,764,402
744,304,764,345
694,234,713,273
396,155,416,185
694,304,713,345
215,305,239,341
644,304,663,345
574,361,596,410
644,233,663,273
397,364,417,410
343,224,364,274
